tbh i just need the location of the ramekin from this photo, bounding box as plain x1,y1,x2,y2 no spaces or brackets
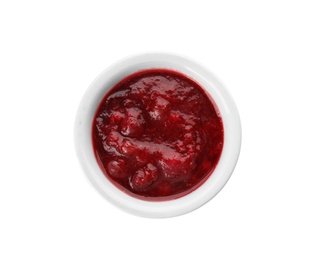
74,53,241,218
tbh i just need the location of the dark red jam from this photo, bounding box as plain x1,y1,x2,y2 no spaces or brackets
92,69,223,201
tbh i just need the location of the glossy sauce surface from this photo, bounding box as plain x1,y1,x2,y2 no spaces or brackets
92,69,224,201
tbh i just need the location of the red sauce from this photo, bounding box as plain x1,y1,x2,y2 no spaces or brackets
92,69,223,201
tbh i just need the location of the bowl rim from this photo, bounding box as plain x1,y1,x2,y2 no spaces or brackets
74,52,241,218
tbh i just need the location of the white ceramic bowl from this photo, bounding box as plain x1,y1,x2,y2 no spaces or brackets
74,53,241,218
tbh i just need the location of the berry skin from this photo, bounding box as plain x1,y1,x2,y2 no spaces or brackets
120,107,145,137
147,96,170,121
120,138,136,155
158,155,196,179
120,116,144,137
130,164,158,190
107,158,127,179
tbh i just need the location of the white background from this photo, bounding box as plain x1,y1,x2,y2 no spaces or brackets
0,1,320,259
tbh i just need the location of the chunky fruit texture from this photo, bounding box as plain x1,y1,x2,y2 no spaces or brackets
92,69,223,201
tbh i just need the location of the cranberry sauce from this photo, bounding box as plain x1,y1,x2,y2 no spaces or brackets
92,69,224,201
